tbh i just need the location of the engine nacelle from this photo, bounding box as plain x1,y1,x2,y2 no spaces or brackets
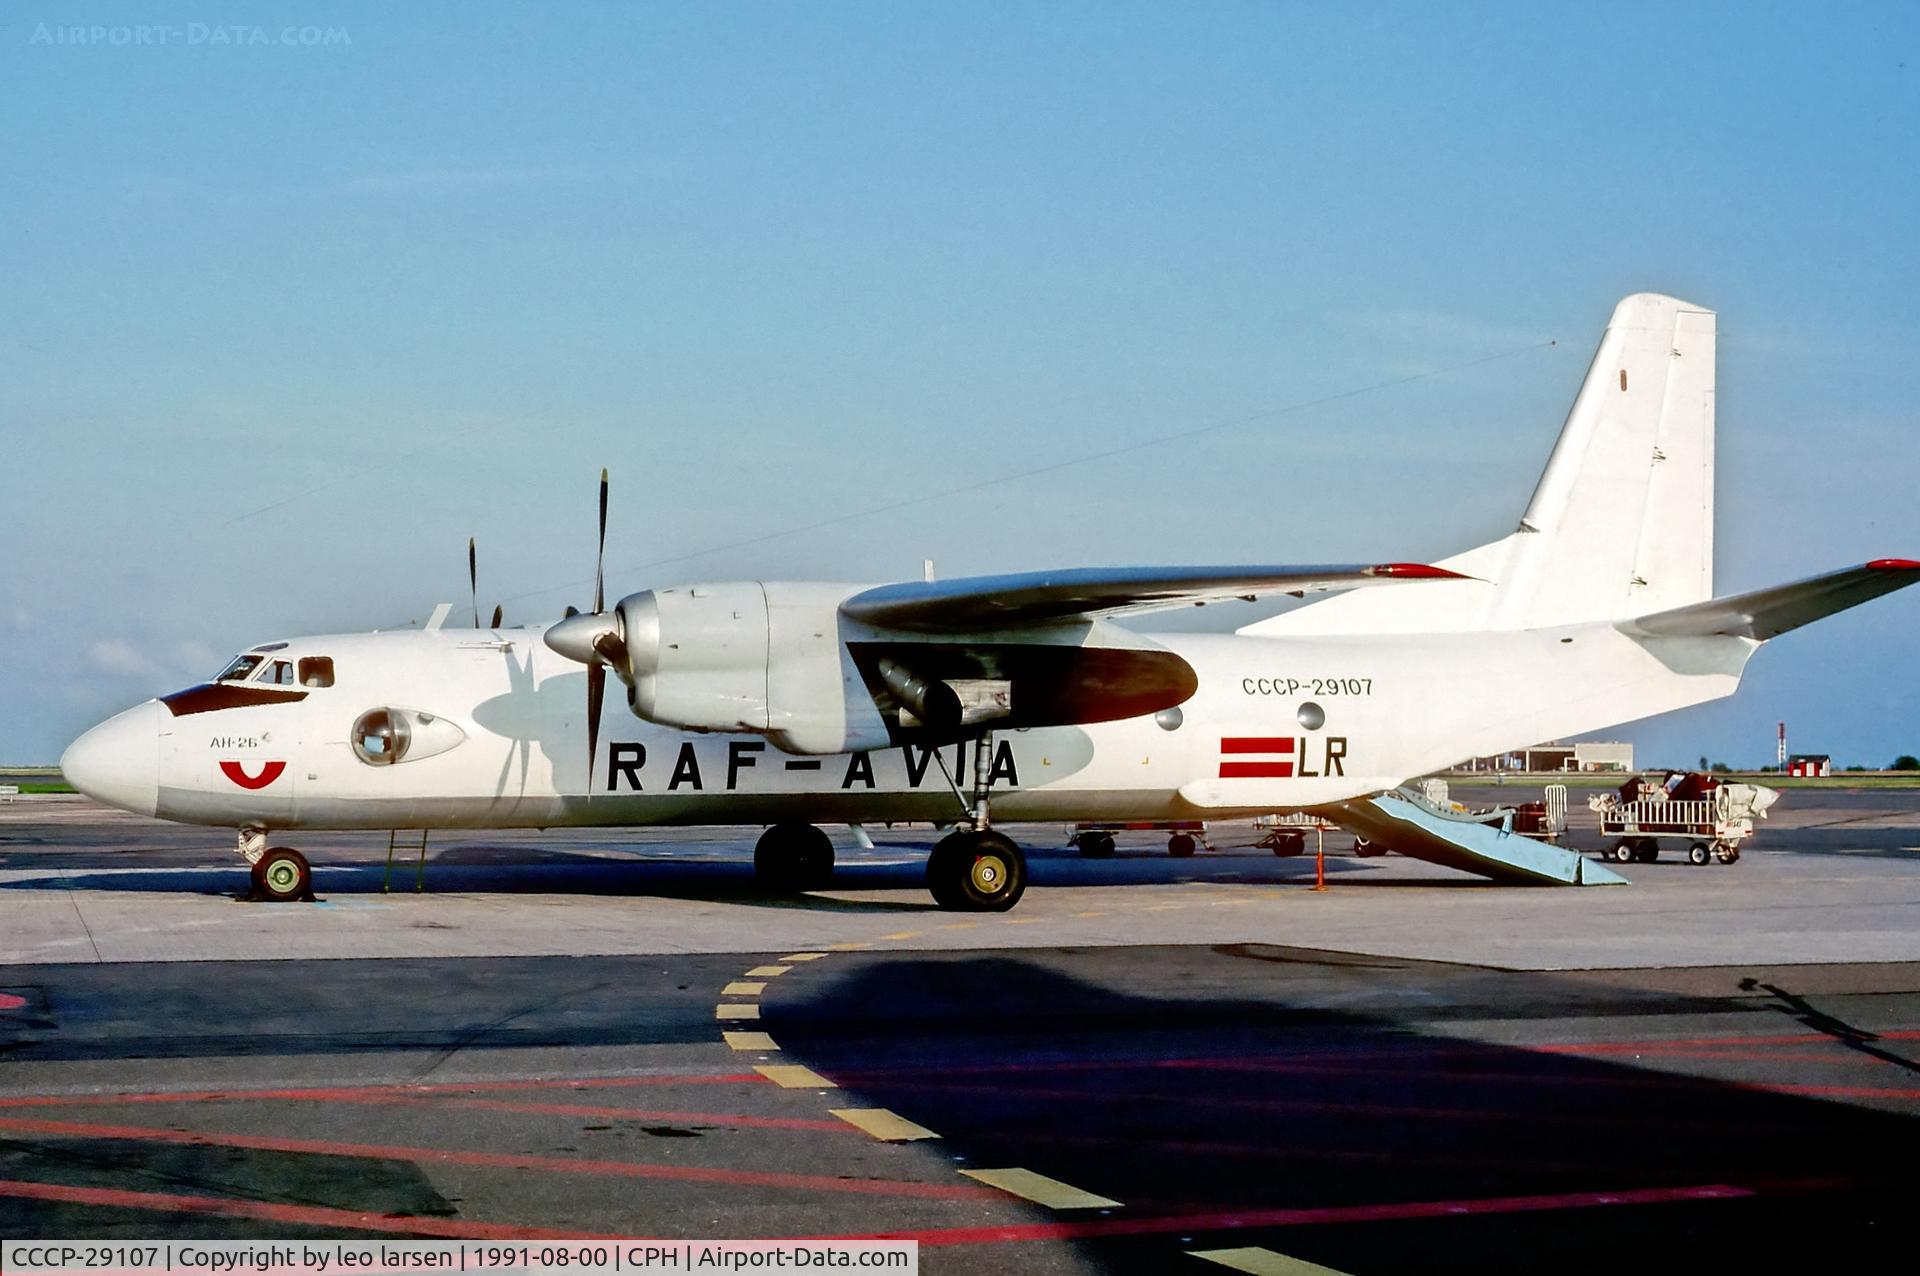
595,580,1197,755
610,581,891,754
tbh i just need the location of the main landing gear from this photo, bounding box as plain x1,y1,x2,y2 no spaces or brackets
754,822,837,891
923,729,1028,912
236,827,314,902
927,828,1027,911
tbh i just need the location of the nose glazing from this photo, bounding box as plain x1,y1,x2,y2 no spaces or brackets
61,700,162,817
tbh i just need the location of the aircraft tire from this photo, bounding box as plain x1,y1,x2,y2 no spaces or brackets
1077,832,1116,859
1168,833,1197,858
754,823,835,892
255,848,311,902
927,830,1026,912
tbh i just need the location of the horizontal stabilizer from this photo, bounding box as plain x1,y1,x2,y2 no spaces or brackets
1627,559,1920,641
843,563,1465,632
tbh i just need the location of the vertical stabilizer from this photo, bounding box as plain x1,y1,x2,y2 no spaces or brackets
1240,293,1716,635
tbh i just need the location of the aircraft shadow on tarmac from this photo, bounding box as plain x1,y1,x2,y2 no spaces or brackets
756,947,1920,1273
5,946,1919,1267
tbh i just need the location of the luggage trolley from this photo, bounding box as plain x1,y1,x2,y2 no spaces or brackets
1588,776,1779,866
1070,820,1212,859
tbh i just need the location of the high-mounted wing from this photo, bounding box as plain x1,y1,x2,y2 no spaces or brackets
841,563,1466,632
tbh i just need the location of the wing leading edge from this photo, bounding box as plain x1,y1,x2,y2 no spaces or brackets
1626,559,1920,641
841,563,1467,632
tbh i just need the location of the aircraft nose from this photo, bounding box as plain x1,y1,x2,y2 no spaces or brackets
61,700,163,817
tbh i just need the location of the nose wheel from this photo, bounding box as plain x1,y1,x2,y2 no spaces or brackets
249,847,314,902
927,830,1027,912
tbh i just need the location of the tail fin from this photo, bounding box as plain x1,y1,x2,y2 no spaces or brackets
1241,293,1717,636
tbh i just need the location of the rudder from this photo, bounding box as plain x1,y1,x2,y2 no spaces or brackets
1242,292,1716,636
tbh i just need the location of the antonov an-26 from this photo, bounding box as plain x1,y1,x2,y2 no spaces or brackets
62,294,1918,907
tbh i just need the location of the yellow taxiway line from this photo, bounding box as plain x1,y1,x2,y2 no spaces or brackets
722,1031,778,1051
1190,1248,1351,1275
959,1168,1120,1210
828,1108,939,1141
755,1064,835,1089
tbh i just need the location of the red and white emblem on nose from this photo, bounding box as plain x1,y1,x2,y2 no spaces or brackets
219,760,286,790
1219,737,1294,778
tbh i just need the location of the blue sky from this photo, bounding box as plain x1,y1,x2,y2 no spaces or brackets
3,1,1916,767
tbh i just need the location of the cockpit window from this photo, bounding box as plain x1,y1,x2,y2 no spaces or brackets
253,659,295,686
215,654,263,682
298,656,335,688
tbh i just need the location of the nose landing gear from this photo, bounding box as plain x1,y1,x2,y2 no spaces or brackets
235,827,315,902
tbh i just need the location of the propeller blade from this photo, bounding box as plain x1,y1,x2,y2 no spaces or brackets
586,662,605,791
563,605,581,620
594,467,609,614
469,537,481,628
490,603,504,629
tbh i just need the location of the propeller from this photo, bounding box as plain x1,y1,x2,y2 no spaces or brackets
467,538,505,628
544,469,630,784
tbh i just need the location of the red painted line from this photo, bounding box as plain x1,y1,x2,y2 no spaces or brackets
826,1183,1752,1247
1014,1130,1590,1176
418,1096,850,1132
867,1076,1818,1135
1535,1029,1920,1055
0,1115,997,1202
1219,762,1294,779
1220,738,1294,754
0,1072,767,1110
1751,1081,1920,1100
0,1177,587,1239
1601,1047,1907,1067
0,993,27,1012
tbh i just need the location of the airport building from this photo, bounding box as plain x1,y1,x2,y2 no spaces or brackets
1788,753,1833,777
1455,740,1635,773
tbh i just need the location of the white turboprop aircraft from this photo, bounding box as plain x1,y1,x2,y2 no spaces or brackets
63,294,1918,907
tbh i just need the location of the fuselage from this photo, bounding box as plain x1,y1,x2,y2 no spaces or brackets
61,618,1756,832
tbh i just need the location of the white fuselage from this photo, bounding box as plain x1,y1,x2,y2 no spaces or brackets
72,618,1756,833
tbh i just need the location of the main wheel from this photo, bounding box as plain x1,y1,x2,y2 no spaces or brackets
1168,833,1198,858
1688,842,1711,866
927,830,1027,912
754,823,835,891
255,847,311,902
1268,831,1306,858
1077,831,1116,859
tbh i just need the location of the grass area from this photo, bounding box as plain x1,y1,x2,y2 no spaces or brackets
1443,770,1920,790
14,781,75,794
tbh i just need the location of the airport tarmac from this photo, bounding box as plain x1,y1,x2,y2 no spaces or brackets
3,789,1919,1270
